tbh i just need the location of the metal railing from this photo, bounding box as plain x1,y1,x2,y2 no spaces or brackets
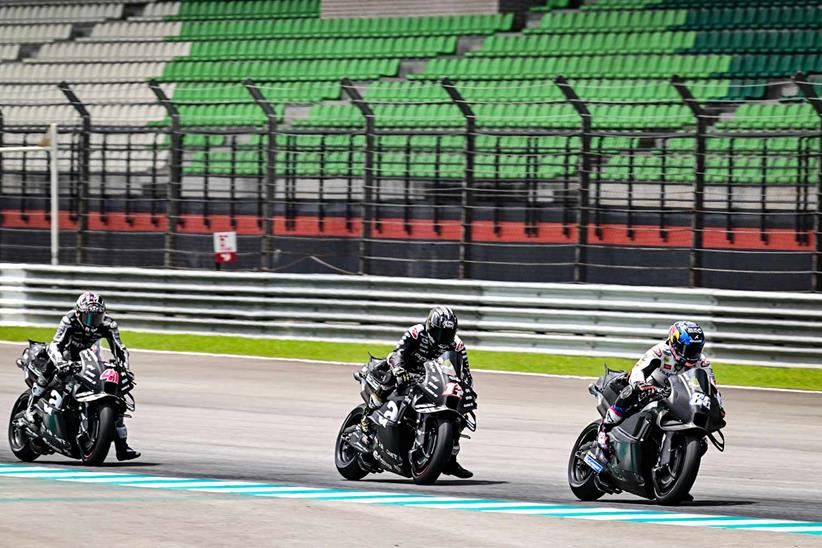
1,75,821,291
1,263,820,368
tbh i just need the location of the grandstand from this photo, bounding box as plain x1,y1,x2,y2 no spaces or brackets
0,0,820,290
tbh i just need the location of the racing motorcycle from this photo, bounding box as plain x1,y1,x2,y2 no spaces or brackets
568,366,725,505
8,341,135,465
335,351,477,485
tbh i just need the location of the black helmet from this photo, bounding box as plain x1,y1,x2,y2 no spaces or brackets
75,292,106,330
426,306,458,346
667,320,705,366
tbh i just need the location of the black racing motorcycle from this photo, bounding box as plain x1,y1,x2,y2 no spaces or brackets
568,366,725,505
335,351,477,485
8,341,135,465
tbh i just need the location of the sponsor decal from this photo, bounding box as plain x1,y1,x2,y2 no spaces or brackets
410,327,419,339
583,452,604,473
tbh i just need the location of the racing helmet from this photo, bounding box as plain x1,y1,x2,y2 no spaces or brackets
75,292,106,330
667,320,705,366
426,306,458,346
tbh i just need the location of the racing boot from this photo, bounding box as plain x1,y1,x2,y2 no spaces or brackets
114,421,140,461
442,456,473,479
349,393,381,453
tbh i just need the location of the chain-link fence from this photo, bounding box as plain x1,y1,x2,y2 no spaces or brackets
0,75,820,291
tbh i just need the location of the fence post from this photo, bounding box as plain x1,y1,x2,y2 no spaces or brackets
243,79,278,271
148,80,181,269
672,76,708,288
0,106,4,230
555,76,591,283
442,78,475,280
794,71,822,291
58,82,90,265
341,78,374,276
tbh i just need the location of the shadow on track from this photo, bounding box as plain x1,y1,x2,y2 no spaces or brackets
359,478,508,487
37,460,161,468
602,498,757,508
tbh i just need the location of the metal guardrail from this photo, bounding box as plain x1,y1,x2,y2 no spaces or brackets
1,263,821,368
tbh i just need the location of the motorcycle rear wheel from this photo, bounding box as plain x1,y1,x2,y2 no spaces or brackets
8,393,39,462
80,402,115,466
335,405,370,481
652,434,702,505
411,417,455,485
567,421,606,501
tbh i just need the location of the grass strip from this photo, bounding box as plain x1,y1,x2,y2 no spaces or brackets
1,326,820,392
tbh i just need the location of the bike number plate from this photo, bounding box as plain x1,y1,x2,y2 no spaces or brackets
690,393,711,409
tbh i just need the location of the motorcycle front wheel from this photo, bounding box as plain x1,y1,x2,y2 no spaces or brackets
652,433,702,505
567,420,606,501
335,405,370,481
410,416,455,485
80,402,116,465
8,392,39,462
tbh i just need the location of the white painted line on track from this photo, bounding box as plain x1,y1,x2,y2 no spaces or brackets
1,463,819,537
1,340,816,394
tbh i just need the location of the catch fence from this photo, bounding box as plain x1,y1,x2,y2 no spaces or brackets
0,75,821,290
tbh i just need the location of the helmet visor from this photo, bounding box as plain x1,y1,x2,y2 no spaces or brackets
430,325,456,345
80,310,104,328
683,341,703,362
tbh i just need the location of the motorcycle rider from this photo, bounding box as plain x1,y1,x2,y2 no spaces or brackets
356,306,475,478
26,291,140,461
595,321,722,465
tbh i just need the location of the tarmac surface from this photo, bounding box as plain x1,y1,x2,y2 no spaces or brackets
0,343,820,546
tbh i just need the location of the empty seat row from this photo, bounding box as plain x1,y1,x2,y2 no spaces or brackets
531,10,688,33
0,62,166,83
170,0,320,20
159,59,399,82
364,79,732,102
680,6,822,29
35,41,192,62
715,102,819,130
588,0,819,8
247,133,590,152
152,103,286,126
175,13,513,40
476,31,696,57
172,82,340,104
0,83,174,105
187,36,457,60
689,29,822,53
298,102,692,130
0,24,71,43
726,54,822,77
414,55,733,80
1,104,166,126
0,3,123,23
184,149,574,180
88,21,182,40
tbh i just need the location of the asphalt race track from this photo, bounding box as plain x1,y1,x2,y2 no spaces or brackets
0,342,820,547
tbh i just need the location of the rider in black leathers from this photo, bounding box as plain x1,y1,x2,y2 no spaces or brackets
357,306,474,478
26,291,140,461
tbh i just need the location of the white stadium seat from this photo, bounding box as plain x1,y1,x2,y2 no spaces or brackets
0,83,175,105
0,3,124,23
0,44,20,60
141,2,181,19
0,24,72,43
0,62,167,83
35,41,190,62
88,21,182,41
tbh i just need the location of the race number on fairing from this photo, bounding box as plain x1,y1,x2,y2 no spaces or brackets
690,393,711,409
